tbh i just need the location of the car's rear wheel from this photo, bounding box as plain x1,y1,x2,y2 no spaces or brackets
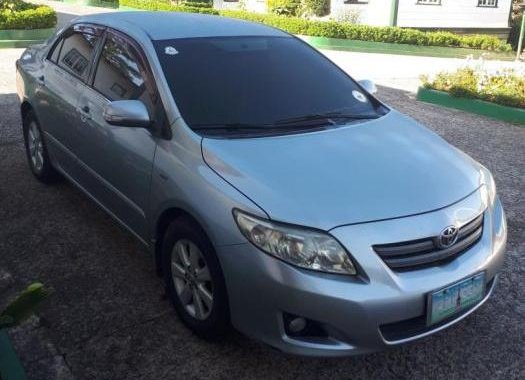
23,111,59,183
162,217,230,339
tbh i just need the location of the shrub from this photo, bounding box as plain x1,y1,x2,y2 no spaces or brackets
421,67,525,108
267,0,301,16
1,0,34,11
120,0,512,51
303,0,329,17
0,283,49,329
0,1,56,30
180,0,213,8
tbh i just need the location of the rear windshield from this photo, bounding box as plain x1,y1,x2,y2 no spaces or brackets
154,36,387,136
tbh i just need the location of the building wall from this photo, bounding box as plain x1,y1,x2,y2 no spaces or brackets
397,0,512,28
330,0,512,29
246,0,267,13
330,0,392,26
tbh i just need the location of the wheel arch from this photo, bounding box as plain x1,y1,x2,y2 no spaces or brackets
21,100,33,121
154,207,210,276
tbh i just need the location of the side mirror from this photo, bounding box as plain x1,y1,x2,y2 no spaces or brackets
103,100,151,128
358,79,378,94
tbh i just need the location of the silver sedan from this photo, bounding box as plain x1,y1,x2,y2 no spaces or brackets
16,12,507,356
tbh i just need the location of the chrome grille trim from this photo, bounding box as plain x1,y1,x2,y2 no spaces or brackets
373,213,484,270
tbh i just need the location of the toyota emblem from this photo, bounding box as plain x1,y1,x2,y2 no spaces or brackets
437,226,459,249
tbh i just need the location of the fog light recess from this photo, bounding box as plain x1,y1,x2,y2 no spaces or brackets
283,313,328,338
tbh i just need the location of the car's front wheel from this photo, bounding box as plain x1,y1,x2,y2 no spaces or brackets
23,110,59,183
162,217,230,339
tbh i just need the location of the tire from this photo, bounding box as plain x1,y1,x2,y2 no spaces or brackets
22,110,59,183
162,216,230,339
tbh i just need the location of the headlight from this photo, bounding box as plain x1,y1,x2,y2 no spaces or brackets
480,166,497,207
233,210,356,275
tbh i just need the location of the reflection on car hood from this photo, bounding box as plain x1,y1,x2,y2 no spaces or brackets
202,110,483,230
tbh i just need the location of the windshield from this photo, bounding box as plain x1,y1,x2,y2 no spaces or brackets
154,36,388,137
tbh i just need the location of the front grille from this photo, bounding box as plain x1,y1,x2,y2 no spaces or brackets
373,213,484,270
379,277,495,342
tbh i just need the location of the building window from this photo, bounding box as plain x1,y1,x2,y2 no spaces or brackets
416,0,441,5
344,0,368,3
478,0,497,7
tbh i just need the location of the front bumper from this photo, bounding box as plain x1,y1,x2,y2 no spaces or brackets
217,191,507,357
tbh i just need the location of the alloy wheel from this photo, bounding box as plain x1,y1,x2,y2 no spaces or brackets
28,121,44,172
171,239,214,320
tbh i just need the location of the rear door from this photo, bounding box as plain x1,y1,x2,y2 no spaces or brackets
73,30,164,240
35,25,103,176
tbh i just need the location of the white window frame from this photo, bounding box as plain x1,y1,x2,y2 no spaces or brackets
478,0,498,7
416,0,441,5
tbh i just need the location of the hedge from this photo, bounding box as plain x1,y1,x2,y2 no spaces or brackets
119,0,511,52
421,67,525,109
180,1,213,8
0,1,56,30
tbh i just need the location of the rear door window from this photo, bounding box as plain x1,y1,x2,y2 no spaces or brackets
56,30,100,80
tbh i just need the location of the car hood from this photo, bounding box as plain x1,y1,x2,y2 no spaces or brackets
202,110,483,230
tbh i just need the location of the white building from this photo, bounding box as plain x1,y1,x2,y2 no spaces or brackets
213,0,513,38
331,0,512,38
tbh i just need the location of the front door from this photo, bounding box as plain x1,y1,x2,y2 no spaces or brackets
73,31,163,241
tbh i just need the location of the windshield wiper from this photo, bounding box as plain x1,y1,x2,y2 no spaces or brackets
274,112,380,126
191,113,379,135
192,122,329,134
192,122,270,131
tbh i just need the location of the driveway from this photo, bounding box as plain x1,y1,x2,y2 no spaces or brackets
1,35,524,380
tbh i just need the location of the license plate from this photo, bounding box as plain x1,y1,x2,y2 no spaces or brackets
427,272,486,326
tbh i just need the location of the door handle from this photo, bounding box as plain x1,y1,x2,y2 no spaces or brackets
36,75,45,86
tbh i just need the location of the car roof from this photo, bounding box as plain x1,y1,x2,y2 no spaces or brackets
75,11,290,40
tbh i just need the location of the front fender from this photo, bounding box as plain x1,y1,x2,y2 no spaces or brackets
148,128,267,249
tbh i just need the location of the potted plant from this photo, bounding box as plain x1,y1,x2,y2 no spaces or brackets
0,283,49,380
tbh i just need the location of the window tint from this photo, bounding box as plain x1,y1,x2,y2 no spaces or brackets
154,36,387,133
93,33,155,113
57,32,99,79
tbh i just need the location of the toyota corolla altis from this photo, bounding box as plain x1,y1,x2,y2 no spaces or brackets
16,12,507,356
